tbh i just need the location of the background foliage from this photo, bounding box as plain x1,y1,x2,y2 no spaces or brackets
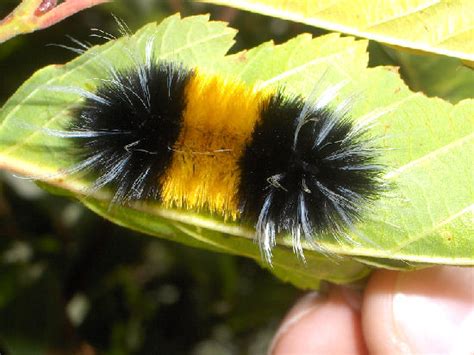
0,0,472,354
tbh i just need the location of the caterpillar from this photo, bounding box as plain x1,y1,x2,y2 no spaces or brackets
22,25,384,263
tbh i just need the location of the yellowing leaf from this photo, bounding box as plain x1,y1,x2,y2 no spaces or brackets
204,0,474,64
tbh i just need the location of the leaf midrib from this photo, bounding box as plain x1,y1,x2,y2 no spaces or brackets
210,0,474,61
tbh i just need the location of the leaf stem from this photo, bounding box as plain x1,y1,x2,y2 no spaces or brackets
0,0,110,44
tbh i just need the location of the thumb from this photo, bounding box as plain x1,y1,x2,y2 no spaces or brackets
362,266,474,355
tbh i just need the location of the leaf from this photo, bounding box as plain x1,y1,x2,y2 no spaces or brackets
216,33,474,267
0,14,473,289
393,50,474,104
203,0,474,65
82,199,370,289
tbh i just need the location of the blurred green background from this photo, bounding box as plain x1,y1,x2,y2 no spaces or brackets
0,1,472,354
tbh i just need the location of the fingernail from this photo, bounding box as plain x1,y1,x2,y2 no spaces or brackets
393,266,474,354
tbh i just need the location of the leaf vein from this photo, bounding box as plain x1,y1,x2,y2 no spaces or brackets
392,204,474,251
385,132,474,179
366,0,441,28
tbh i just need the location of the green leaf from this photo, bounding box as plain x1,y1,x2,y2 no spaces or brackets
203,0,474,65
0,14,472,288
392,50,474,104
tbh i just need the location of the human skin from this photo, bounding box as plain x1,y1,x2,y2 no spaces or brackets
270,266,474,354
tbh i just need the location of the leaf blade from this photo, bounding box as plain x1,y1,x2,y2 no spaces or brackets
203,0,474,64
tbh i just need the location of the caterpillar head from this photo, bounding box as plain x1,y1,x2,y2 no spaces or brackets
239,91,384,262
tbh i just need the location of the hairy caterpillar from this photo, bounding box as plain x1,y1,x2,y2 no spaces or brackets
15,19,385,263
